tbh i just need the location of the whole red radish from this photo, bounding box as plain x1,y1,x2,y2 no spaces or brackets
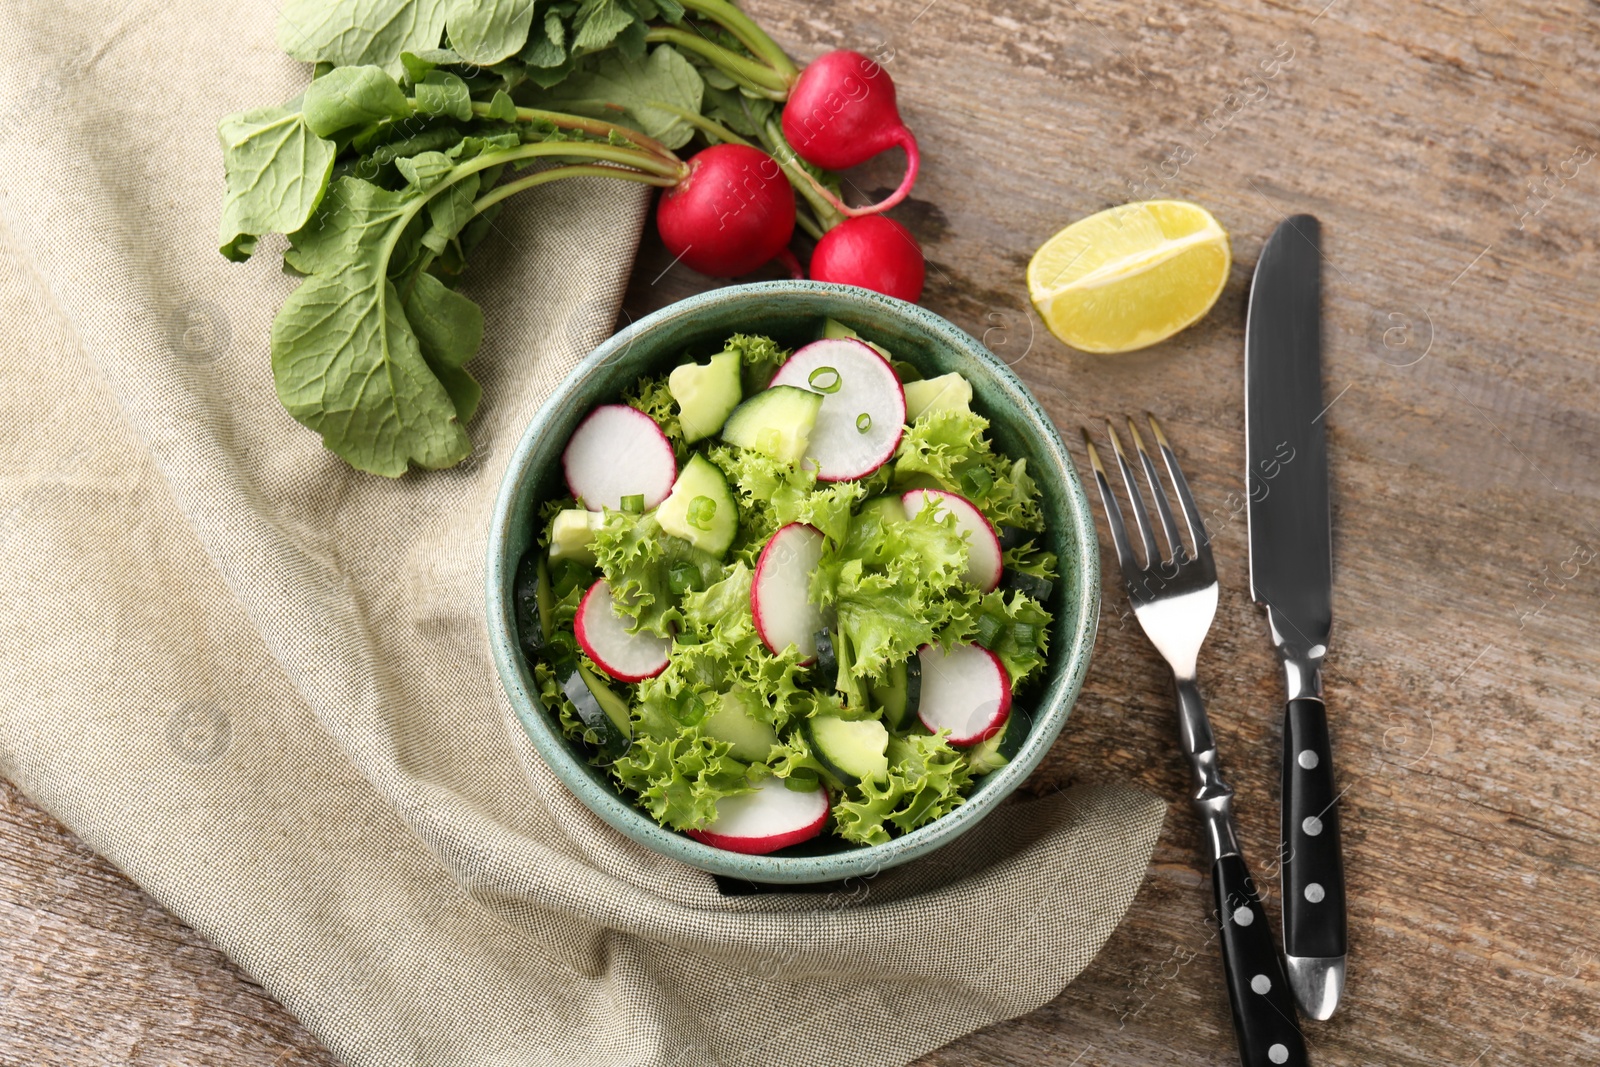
781,50,920,214
808,215,926,303
656,143,795,277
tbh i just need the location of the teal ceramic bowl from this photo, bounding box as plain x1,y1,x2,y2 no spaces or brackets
486,281,1099,884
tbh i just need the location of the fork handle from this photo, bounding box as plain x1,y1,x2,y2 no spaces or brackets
1213,853,1310,1066
1281,697,1347,961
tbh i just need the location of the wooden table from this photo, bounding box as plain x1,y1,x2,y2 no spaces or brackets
4,0,1598,1062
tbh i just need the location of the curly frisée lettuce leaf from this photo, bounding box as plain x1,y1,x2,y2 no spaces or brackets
631,563,810,743
811,504,970,706
833,733,973,846
611,730,752,830
706,445,864,550
894,410,1043,529
590,511,722,638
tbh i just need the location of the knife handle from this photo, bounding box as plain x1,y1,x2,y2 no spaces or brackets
1213,853,1309,1066
1281,697,1347,958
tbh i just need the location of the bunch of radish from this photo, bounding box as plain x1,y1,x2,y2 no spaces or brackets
653,49,928,302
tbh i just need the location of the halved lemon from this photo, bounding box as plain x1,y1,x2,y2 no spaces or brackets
1027,200,1232,354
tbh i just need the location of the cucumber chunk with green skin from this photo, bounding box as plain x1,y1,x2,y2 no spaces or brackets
549,509,602,565
811,627,839,691
657,453,739,557
857,495,906,529
821,317,894,362
807,715,889,783
720,385,822,464
703,690,779,762
1000,568,1054,602
669,351,743,443
970,703,1033,774
513,551,550,657
870,658,909,731
903,373,973,420
562,663,631,758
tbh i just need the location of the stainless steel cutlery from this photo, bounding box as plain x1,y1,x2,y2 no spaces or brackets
1082,416,1308,1067
1245,214,1347,1020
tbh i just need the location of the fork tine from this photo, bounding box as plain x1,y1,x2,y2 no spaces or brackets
1126,415,1187,565
1105,419,1160,568
1147,414,1213,562
1080,429,1141,580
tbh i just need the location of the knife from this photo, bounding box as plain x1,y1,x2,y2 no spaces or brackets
1244,214,1347,1021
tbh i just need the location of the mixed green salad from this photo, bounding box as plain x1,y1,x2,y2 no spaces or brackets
513,320,1060,852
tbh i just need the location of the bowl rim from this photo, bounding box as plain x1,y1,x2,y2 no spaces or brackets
485,280,1100,884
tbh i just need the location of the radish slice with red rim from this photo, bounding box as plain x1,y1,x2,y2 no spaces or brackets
901,488,1004,592
562,404,676,510
916,642,1011,746
574,579,671,682
751,523,826,661
769,338,905,481
686,777,830,855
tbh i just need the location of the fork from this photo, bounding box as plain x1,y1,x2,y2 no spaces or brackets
1082,415,1309,1067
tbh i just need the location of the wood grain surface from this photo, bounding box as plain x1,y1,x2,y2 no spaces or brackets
4,0,1598,1063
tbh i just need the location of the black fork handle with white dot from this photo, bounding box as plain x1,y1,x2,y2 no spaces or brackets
1282,697,1347,959
1213,853,1310,1065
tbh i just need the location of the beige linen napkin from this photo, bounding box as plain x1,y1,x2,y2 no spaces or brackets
0,1,1167,1064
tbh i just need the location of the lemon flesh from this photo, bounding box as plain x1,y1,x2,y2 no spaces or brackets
1027,200,1232,354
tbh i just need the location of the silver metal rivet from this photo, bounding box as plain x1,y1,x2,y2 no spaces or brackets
1305,882,1326,903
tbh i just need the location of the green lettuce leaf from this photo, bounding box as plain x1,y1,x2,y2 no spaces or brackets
812,504,970,706
591,511,725,638
894,410,1044,529
610,729,752,830
833,733,972,845
706,445,864,549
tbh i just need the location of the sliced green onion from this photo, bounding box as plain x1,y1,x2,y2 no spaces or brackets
783,769,821,792
961,467,994,497
686,495,717,531
808,366,842,393
856,412,872,434
668,561,700,595
620,493,645,513
1012,622,1037,648
974,614,1002,647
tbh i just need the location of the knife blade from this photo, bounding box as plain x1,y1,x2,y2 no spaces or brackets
1244,214,1347,1021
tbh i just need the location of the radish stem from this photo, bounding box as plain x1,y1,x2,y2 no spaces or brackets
644,27,789,97
644,101,753,147
465,99,678,160
472,164,677,215
675,0,799,84
756,116,846,229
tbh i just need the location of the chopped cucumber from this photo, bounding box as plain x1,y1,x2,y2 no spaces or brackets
703,690,779,762
549,509,602,565
513,551,551,657
669,351,743,443
563,663,631,757
821,317,894,363
807,715,889,783
720,385,822,465
857,495,906,529
904,373,973,420
869,655,921,732
656,454,739,557
966,724,1009,774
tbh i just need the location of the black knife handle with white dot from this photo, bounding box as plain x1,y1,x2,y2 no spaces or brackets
1213,853,1309,1066
1282,697,1347,959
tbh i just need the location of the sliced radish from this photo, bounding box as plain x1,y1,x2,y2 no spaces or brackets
917,642,1011,746
562,404,676,511
574,579,671,682
752,523,826,661
687,777,830,854
901,488,1004,592
769,338,905,481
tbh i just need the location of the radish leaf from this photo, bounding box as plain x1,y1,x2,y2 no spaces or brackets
271,177,474,475
217,107,336,262
301,66,411,137
537,45,704,150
